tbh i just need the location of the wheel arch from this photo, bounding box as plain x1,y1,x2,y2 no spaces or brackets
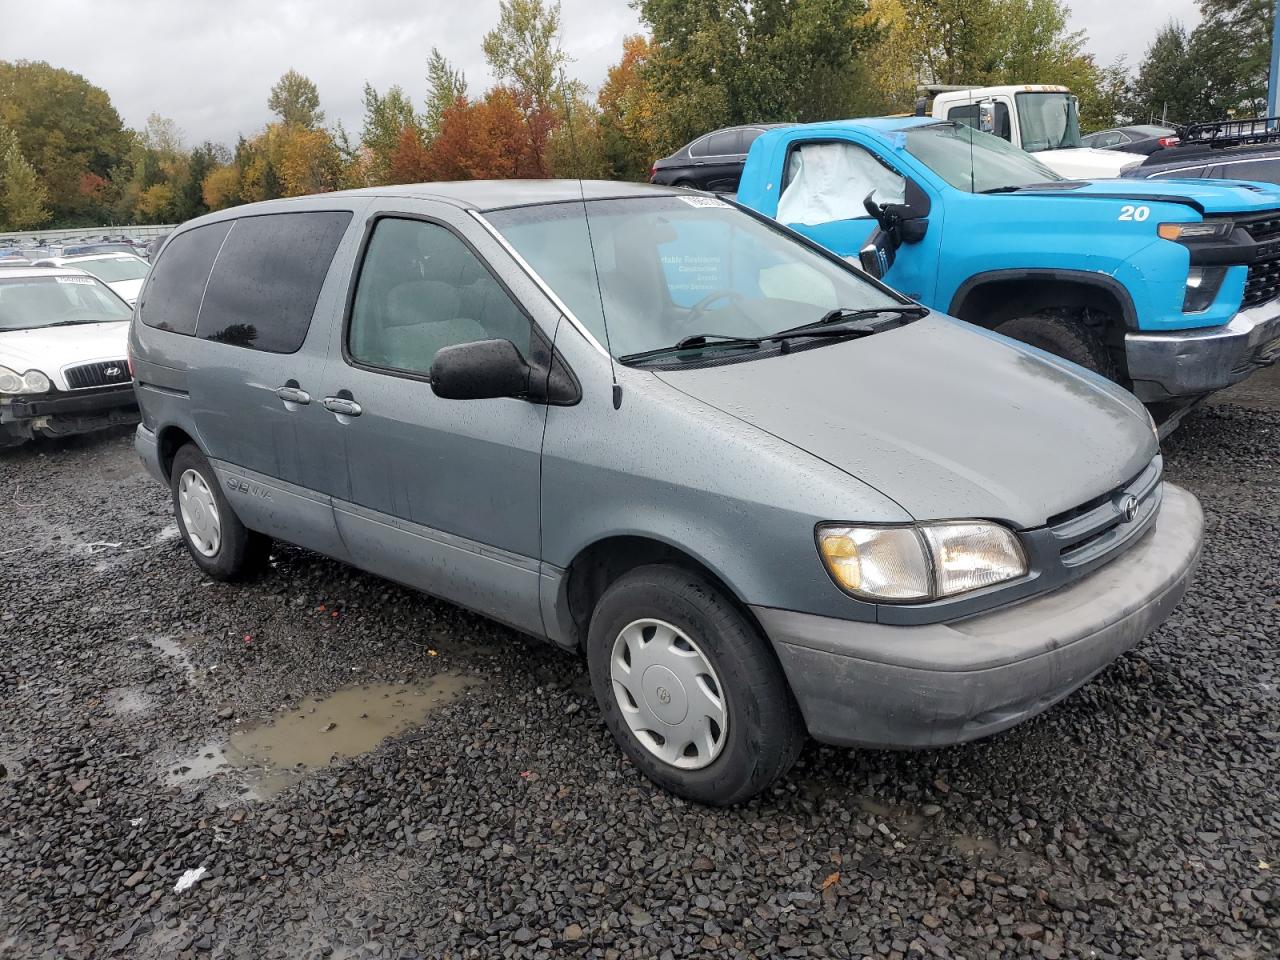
555,534,769,654
948,269,1139,331
156,424,198,481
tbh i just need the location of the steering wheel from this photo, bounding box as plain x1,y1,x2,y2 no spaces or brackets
681,289,749,330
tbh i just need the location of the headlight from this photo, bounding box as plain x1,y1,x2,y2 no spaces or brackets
22,369,50,393
817,521,1027,602
1157,221,1234,241
0,365,52,395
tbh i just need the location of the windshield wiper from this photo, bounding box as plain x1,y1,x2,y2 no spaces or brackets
620,333,762,363
979,185,1024,194
775,304,928,338
37,319,110,327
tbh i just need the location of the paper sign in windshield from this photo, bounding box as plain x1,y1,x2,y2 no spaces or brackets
55,276,96,285
677,196,731,209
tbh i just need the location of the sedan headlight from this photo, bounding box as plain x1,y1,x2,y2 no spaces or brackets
817,521,1027,602
0,365,52,395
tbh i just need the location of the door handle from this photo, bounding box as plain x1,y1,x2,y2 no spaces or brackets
322,396,362,417
274,385,311,405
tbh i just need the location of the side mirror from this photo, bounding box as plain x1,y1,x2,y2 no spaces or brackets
859,231,896,279
430,338,529,401
863,179,932,251
979,100,996,135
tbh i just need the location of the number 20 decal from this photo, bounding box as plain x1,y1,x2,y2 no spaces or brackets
1119,204,1150,222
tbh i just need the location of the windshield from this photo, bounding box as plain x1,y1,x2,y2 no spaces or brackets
486,195,902,360
0,275,132,331
1016,92,1082,151
905,122,1062,193
72,257,149,283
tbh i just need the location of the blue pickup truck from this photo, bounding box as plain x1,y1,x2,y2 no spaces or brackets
734,117,1280,406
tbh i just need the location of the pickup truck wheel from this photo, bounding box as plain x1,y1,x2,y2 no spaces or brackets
995,314,1118,380
170,444,270,580
586,565,805,806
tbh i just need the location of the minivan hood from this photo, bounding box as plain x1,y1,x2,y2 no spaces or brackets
653,315,1156,529
1018,176,1280,214
0,321,130,390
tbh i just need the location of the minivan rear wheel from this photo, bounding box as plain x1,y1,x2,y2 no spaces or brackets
586,565,805,805
170,444,270,580
995,313,1118,380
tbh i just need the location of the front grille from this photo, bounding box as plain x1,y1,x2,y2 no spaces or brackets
1239,214,1280,244
63,359,132,390
1245,257,1280,308
1047,457,1162,570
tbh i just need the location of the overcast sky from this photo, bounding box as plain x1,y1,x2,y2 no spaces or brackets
0,0,1203,148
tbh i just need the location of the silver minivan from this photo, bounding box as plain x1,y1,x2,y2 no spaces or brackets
130,181,1204,805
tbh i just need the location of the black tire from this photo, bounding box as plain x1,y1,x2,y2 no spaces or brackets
586,564,805,806
170,444,270,580
672,179,697,189
995,313,1118,380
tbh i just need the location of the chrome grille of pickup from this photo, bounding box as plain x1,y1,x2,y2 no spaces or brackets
63,359,132,390
1046,457,1163,570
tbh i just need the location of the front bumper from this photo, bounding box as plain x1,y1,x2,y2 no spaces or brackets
1,385,139,442
753,483,1203,750
1125,299,1280,400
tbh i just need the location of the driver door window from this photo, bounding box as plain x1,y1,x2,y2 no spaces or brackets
347,218,531,377
777,142,906,227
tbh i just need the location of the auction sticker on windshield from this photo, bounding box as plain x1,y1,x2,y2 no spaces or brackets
55,276,96,284
677,196,731,208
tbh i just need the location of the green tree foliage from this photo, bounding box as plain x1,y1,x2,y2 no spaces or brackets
1199,0,1271,113
482,0,565,110
268,69,325,128
634,0,880,152
423,48,468,139
0,60,128,225
1128,22,1203,125
362,83,420,181
0,121,49,230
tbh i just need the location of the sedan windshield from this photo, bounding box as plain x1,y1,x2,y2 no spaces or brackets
485,195,904,361
73,256,149,283
0,275,132,331
905,122,1062,193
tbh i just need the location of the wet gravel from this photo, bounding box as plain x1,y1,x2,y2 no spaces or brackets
1,389,1277,960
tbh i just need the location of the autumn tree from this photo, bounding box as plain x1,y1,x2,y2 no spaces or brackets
598,36,663,180
202,163,241,210
423,49,468,139
387,126,434,183
545,95,609,179
425,88,538,180
0,60,129,225
268,69,325,128
278,125,341,196
0,121,48,230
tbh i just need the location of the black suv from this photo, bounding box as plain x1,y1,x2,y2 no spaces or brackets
1127,117,1280,186
650,123,793,193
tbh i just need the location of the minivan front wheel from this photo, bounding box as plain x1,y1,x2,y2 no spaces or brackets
586,565,804,805
169,444,270,580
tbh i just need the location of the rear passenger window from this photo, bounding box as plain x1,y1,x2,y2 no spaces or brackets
196,211,351,353
347,218,531,377
138,221,232,334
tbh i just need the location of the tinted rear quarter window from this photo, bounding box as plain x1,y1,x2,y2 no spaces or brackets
138,221,232,334
197,211,352,352
1222,158,1280,184
704,130,742,155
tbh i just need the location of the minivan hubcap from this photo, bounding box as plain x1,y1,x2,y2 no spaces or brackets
178,469,221,557
609,618,728,770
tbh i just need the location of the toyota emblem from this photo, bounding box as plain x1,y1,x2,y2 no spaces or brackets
1120,495,1139,523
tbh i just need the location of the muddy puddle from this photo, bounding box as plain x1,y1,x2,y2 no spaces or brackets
167,677,476,801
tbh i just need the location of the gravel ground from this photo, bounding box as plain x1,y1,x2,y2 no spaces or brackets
1,379,1277,960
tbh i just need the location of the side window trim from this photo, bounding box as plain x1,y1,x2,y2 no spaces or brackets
193,219,236,334
340,211,538,384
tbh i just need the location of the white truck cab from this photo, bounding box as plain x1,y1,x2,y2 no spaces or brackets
918,84,1141,180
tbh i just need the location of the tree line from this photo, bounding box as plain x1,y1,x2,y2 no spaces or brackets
0,0,1267,232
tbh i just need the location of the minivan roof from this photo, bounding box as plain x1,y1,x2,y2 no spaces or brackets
248,180,692,214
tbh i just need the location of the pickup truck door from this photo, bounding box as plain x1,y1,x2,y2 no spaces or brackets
774,138,942,303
